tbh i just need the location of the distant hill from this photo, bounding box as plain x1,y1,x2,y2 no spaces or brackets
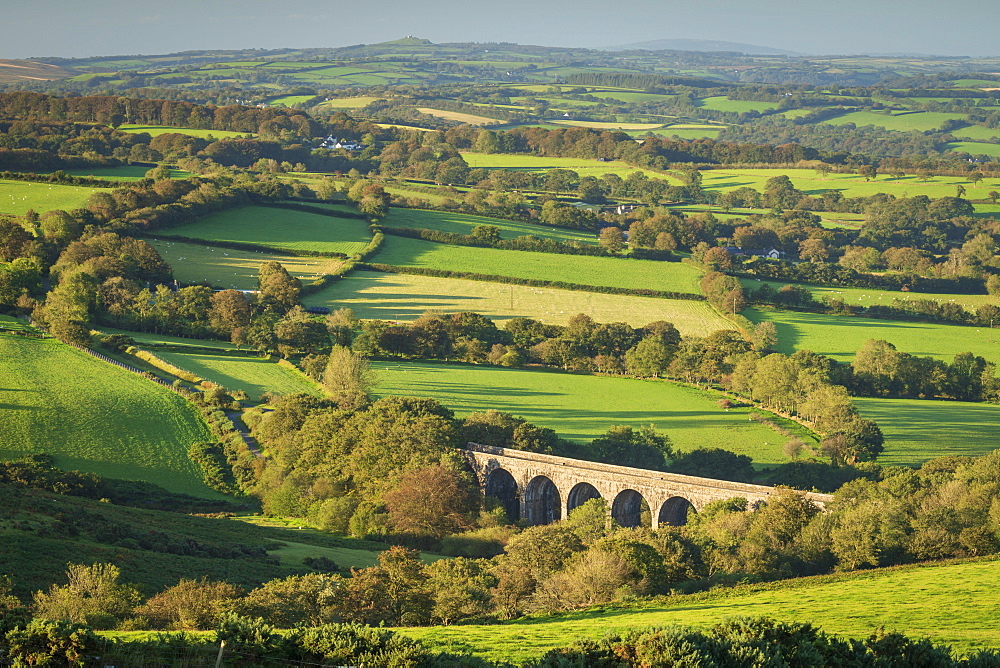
0,59,73,83
605,39,804,56
376,36,434,46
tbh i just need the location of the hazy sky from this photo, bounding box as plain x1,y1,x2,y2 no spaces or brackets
4,0,999,60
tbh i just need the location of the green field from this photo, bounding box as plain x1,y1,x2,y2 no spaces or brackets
116,124,255,138
0,335,218,497
372,235,706,295
596,91,676,103
656,127,724,139
779,108,816,119
548,119,665,130
0,486,394,597
152,351,324,400
402,558,1000,663
697,96,780,113
946,141,1000,157
0,315,39,333
304,272,733,334
283,201,359,215
854,397,1000,466
741,279,998,310
94,326,237,351
375,362,789,461
820,110,968,132
700,167,1000,200
381,208,598,244
416,108,503,125
266,94,316,106
951,125,1000,141
460,152,676,180
746,307,1000,364
43,166,191,181
158,206,372,254
150,239,344,290
316,96,380,109
0,179,106,215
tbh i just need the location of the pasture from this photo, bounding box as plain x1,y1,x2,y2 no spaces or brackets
375,362,789,462
854,397,1000,466
157,206,373,255
372,235,706,295
266,94,315,106
946,141,1000,157
655,126,723,139
951,125,1000,141
45,166,191,181
596,91,677,103
286,201,359,215
0,335,218,497
739,279,998,310
547,120,665,130
819,110,967,132
116,124,255,138
150,239,344,290
415,108,502,125
152,351,323,400
697,96,780,113
402,558,1000,663
382,208,598,244
460,152,677,180
304,272,734,334
0,179,105,216
745,307,1000,365
700,167,1000,200
315,96,380,109
94,326,237,351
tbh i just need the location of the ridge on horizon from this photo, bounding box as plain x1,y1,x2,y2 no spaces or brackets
604,38,806,57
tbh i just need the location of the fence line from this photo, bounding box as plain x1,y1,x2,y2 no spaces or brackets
75,345,179,392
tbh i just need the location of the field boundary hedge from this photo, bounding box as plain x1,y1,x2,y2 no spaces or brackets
264,201,367,220
140,233,349,259
299,227,383,295
731,265,987,296
128,347,203,384
357,262,706,301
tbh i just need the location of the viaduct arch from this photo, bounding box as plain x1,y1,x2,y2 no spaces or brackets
463,443,833,529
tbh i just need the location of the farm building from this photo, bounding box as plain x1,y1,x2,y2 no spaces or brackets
724,247,784,259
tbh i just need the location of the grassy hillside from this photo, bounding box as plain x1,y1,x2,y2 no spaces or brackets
117,124,255,139
93,326,237,351
153,351,324,400
0,483,389,597
854,397,1000,466
304,272,734,334
0,179,106,215
460,152,676,181
0,335,218,497
697,96,780,113
746,307,1000,365
42,166,191,181
700,167,1000,200
820,110,966,132
150,239,344,290
374,361,792,463
382,208,599,245
158,206,372,254
402,557,1000,663
372,235,706,295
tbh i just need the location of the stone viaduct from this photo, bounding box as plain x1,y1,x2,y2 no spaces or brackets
462,443,833,529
